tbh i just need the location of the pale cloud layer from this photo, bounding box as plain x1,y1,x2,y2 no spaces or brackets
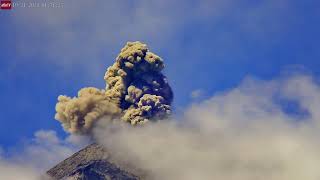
95,74,320,180
0,130,86,180
2,74,319,180
190,89,204,99
9,0,293,76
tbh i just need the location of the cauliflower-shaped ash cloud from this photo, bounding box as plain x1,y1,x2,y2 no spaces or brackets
55,41,173,134
55,87,121,134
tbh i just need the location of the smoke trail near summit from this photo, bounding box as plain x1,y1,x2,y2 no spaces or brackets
55,42,173,134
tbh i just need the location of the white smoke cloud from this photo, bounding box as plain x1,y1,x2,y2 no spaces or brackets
0,162,40,180
94,74,320,180
2,74,320,180
0,130,86,180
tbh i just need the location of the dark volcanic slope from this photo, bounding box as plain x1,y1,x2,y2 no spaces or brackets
47,143,140,180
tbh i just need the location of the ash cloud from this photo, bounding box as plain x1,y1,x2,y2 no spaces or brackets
55,41,173,134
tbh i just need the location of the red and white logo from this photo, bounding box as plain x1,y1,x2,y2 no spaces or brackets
1,0,12,9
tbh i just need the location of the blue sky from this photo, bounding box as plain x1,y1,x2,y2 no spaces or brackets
1,0,320,148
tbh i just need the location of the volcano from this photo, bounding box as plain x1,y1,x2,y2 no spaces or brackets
47,143,142,180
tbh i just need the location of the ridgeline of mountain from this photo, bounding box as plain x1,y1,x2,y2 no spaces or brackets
47,143,142,180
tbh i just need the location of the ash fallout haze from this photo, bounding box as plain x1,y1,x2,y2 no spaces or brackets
1,0,320,180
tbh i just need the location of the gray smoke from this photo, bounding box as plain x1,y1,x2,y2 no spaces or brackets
94,75,320,180
55,41,173,134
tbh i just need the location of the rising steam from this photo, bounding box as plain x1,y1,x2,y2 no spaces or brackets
55,42,173,134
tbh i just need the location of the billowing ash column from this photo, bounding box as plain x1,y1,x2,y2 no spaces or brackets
55,41,173,135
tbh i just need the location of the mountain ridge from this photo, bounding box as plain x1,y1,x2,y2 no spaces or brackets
47,143,141,180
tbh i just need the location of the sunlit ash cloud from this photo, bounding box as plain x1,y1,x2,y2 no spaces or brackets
55,41,173,135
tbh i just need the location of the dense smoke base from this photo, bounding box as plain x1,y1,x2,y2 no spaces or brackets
95,75,320,180
55,42,173,134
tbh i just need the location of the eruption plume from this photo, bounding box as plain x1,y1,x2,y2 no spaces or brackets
55,41,173,134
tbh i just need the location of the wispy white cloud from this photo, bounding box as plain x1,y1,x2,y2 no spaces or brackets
190,89,204,99
10,0,293,74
